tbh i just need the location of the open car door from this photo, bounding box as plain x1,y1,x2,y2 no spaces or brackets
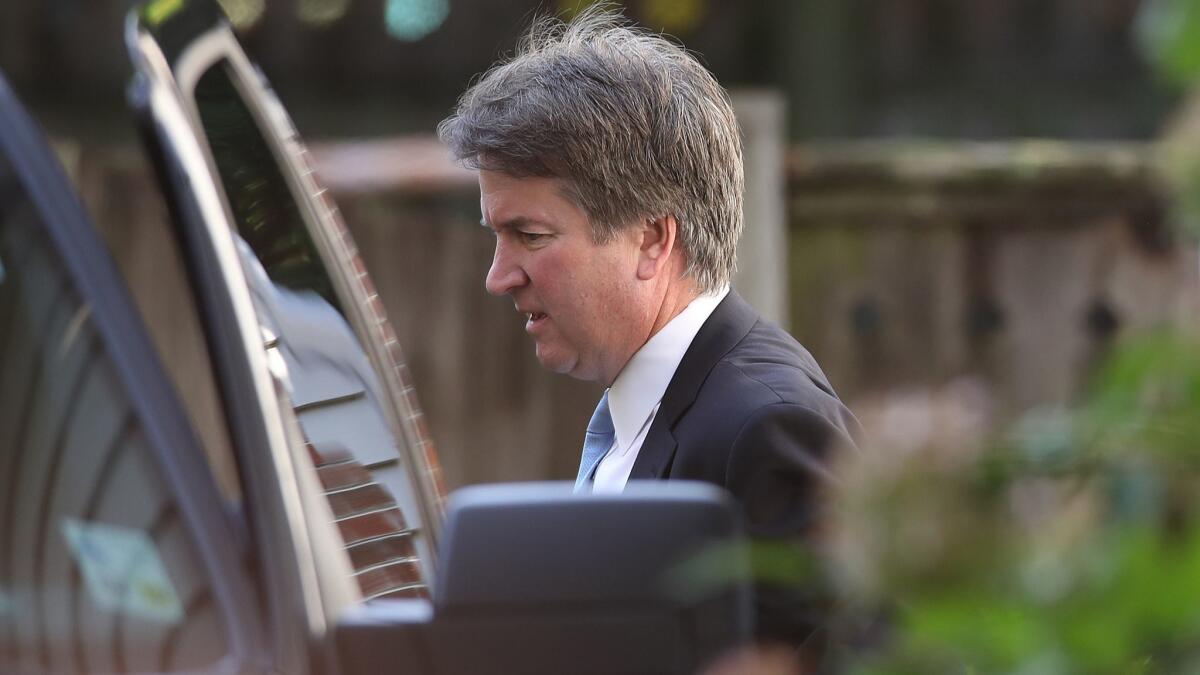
124,2,445,667
0,72,268,673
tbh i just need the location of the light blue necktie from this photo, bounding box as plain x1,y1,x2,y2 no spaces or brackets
574,391,614,491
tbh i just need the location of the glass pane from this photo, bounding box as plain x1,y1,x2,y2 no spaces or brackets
192,60,429,600
0,154,230,672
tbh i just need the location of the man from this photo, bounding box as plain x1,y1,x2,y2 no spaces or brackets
438,7,862,650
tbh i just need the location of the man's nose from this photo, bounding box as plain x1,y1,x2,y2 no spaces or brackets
485,241,528,296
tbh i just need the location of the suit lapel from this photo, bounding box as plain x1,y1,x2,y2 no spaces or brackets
628,290,759,480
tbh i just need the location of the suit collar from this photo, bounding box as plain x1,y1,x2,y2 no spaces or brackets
628,290,759,480
607,288,727,453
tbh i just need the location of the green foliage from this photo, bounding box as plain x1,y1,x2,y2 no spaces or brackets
1138,0,1200,88
1140,0,1200,240
663,539,814,603
802,6,1200,672
828,4,1200,664
831,331,1200,674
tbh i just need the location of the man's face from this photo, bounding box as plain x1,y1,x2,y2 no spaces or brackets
480,170,648,384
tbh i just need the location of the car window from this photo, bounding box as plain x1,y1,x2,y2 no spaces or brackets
0,148,232,672
191,58,431,600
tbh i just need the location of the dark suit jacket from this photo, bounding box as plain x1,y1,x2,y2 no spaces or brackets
627,290,862,650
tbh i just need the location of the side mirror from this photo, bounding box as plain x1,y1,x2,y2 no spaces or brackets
334,481,752,674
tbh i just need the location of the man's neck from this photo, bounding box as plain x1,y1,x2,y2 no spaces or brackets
646,280,701,342
600,281,701,387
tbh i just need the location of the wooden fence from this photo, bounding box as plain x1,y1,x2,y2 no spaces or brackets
786,141,1194,416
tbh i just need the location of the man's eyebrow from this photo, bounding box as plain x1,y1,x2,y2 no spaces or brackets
480,216,544,231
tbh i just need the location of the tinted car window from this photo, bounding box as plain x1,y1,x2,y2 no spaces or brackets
0,153,229,672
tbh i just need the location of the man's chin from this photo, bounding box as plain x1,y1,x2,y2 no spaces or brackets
534,345,581,379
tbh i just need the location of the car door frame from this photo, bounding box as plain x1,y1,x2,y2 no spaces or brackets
0,71,269,673
124,1,451,670
125,3,445,552
125,23,355,675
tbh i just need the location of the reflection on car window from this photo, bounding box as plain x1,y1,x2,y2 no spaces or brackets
0,155,230,672
194,65,338,308
193,61,429,600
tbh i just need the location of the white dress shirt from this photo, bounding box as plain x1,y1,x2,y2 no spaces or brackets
591,287,730,493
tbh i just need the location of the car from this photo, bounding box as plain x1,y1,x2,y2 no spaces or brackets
0,0,752,672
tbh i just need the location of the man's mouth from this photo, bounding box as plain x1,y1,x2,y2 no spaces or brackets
525,311,548,330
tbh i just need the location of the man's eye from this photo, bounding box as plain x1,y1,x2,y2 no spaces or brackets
519,231,549,244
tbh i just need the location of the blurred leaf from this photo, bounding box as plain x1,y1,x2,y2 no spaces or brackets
141,0,184,26
903,594,1045,670
1138,0,1200,88
1082,331,1200,460
663,539,813,602
642,0,705,34
1008,408,1077,471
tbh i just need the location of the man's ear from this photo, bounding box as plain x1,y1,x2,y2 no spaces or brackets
636,214,678,281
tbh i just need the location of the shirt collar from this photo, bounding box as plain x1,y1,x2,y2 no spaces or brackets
607,287,729,451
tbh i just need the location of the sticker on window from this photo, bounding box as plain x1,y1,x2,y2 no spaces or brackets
61,518,183,624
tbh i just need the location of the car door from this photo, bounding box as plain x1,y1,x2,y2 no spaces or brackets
124,0,445,668
0,72,268,673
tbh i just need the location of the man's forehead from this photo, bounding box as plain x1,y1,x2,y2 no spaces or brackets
479,214,551,232
479,170,563,193
479,174,582,226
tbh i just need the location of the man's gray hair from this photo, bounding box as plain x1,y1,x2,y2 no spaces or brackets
437,7,743,293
